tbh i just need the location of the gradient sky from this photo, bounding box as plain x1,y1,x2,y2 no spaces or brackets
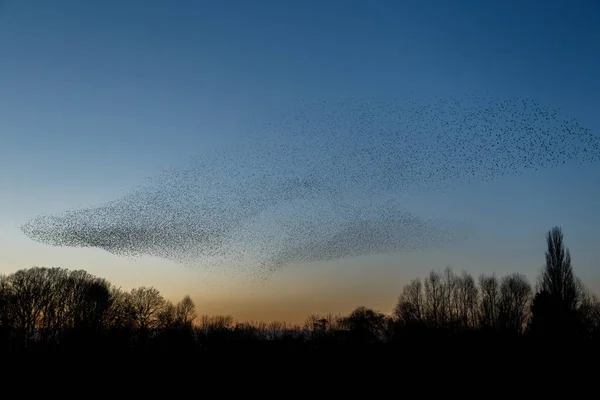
1,0,599,323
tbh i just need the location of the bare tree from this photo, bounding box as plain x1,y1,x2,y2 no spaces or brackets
8,267,54,344
104,286,134,329
200,315,234,333
479,274,500,331
175,295,196,327
455,271,478,330
304,313,322,333
267,320,286,339
424,270,445,328
325,312,343,332
442,267,458,327
33,268,112,342
38,268,69,341
128,286,166,332
339,306,387,343
579,291,600,338
157,301,177,329
0,274,13,329
394,278,424,327
255,320,268,334
498,273,532,335
66,270,112,330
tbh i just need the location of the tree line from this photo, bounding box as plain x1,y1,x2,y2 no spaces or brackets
1,226,599,355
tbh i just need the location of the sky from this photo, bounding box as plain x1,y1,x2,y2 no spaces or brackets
1,0,599,323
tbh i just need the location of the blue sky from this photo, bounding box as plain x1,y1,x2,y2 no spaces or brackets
1,0,599,322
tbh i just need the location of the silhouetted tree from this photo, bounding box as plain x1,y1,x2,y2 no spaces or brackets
104,286,134,329
325,312,343,332
35,268,68,343
479,274,500,332
394,278,424,328
0,274,13,350
529,227,583,337
579,291,600,339
8,267,54,345
1,233,599,356
267,320,283,337
498,273,532,335
128,286,166,334
0,275,12,323
424,270,445,329
304,313,323,339
398,269,478,333
72,272,111,329
455,271,478,330
157,301,177,329
339,306,387,344
304,313,320,331
541,227,581,308
175,295,196,327
441,267,458,328
200,315,234,334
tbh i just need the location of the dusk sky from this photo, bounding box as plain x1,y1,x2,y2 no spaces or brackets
1,0,599,323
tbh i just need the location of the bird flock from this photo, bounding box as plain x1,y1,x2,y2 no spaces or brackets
21,94,599,280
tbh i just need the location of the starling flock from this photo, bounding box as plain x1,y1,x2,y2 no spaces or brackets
21,94,599,280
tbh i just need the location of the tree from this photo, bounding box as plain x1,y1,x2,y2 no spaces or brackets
339,306,387,344
498,273,532,335
325,313,343,332
128,286,166,332
175,295,196,327
529,226,583,337
0,275,10,324
441,267,458,328
157,301,177,329
455,271,478,330
303,313,324,339
104,286,134,329
424,270,445,329
479,274,500,331
65,270,112,331
579,291,600,339
540,227,581,310
394,278,424,328
34,268,113,344
8,267,54,344
0,275,13,349
200,315,234,333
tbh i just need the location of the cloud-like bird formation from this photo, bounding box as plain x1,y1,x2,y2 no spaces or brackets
21,94,599,278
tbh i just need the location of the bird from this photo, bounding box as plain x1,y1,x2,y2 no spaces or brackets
21,94,600,281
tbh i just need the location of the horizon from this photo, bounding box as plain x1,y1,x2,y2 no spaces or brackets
0,225,591,327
